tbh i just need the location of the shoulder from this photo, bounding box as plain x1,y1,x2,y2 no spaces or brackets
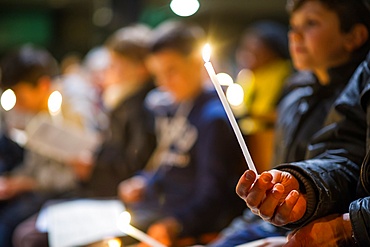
144,88,175,115
284,71,316,92
194,88,227,121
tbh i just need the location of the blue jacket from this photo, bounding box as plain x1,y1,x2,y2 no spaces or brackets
139,88,246,236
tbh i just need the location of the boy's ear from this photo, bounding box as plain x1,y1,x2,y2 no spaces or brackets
345,24,369,52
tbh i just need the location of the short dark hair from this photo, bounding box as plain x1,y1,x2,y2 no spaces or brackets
105,24,151,62
286,0,370,33
149,20,205,56
0,44,58,89
241,21,290,59
286,0,370,60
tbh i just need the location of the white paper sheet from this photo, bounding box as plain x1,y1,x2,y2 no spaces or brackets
36,199,126,247
25,113,100,163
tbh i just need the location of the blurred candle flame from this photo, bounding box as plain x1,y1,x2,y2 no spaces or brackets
107,238,121,247
217,73,233,86
117,211,166,247
226,83,244,106
48,90,63,116
0,89,16,111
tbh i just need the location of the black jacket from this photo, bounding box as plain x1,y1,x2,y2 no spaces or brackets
82,81,157,197
277,52,370,246
272,60,358,166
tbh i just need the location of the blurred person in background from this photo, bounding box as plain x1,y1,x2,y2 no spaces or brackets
234,20,293,172
235,20,292,132
117,20,246,247
12,24,158,247
78,23,157,197
0,44,98,247
207,0,370,246
60,46,111,136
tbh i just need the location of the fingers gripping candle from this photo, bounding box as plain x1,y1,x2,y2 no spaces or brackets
202,44,258,174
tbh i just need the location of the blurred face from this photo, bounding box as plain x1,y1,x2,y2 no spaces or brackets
12,81,49,113
288,1,353,72
147,50,203,102
104,51,145,89
236,34,279,71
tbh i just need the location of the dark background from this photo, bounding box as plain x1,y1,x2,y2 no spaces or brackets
0,0,289,72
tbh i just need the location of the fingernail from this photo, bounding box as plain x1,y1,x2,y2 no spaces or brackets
261,175,270,183
245,171,254,180
272,184,284,194
291,190,299,198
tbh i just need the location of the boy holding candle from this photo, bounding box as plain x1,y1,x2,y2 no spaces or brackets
207,0,370,246
11,24,158,247
237,51,370,246
0,44,98,247
117,20,246,246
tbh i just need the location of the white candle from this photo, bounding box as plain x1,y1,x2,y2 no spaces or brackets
202,44,258,174
117,211,167,247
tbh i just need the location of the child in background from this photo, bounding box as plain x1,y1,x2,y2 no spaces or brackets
79,24,157,197
12,24,158,247
118,20,246,247
235,20,292,135
234,20,293,171
0,44,95,247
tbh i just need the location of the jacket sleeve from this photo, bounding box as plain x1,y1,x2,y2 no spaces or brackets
277,154,360,229
350,60,370,246
350,197,370,245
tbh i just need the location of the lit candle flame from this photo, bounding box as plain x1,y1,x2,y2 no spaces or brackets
202,43,211,63
1,89,16,111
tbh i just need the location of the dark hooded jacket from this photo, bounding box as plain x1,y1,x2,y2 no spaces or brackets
272,59,361,166
277,52,370,246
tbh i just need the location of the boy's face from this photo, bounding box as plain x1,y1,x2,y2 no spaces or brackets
12,80,49,113
288,1,353,71
147,49,203,102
